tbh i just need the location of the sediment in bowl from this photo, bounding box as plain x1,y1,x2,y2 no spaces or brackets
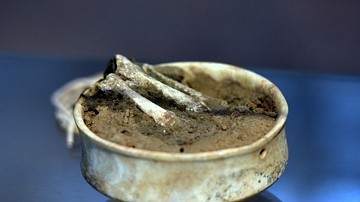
74,61,288,202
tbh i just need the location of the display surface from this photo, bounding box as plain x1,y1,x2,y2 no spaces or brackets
0,53,359,201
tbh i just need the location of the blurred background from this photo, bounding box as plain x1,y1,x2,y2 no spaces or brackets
1,0,359,75
1,1,360,201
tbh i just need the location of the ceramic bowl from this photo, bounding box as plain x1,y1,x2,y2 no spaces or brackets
74,62,289,202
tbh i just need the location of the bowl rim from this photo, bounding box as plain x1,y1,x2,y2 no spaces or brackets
74,61,288,162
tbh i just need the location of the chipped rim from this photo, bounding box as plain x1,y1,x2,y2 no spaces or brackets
74,62,288,162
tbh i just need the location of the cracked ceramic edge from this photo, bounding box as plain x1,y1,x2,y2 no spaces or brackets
51,73,102,148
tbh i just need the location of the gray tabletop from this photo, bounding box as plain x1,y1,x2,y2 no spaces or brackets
1,53,359,201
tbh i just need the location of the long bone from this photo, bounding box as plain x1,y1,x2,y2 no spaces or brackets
142,64,229,111
113,54,210,112
99,73,178,127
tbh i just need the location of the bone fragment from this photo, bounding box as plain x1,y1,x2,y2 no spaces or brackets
99,73,178,127
113,54,210,112
142,64,229,110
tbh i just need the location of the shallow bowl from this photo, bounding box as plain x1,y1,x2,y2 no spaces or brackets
74,62,289,202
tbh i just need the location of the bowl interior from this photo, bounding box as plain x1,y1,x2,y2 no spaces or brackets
74,62,288,161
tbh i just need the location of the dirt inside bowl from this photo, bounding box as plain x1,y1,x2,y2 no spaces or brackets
82,67,276,153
